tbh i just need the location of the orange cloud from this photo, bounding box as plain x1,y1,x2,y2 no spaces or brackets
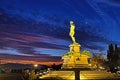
1,59,62,66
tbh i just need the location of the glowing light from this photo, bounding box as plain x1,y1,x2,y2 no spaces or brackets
34,64,38,68
89,64,92,66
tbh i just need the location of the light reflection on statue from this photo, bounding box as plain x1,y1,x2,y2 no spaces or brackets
69,21,76,43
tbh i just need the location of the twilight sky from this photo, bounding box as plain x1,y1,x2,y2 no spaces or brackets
0,0,120,65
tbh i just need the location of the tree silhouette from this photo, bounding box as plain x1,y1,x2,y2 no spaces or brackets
81,50,91,57
107,44,120,73
91,53,105,69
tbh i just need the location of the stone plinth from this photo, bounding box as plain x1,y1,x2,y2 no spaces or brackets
69,43,80,53
62,43,90,69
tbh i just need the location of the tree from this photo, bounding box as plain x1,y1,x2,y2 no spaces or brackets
107,44,120,73
107,44,114,62
51,63,62,70
81,50,91,57
90,53,106,69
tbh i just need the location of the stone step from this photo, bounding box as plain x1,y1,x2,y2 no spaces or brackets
40,71,119,80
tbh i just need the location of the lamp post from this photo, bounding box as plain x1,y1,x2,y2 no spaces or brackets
29,64,38,80
34,64,38,69
33,64,38,74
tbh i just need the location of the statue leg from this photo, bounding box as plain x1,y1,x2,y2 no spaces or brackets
72,37,76,43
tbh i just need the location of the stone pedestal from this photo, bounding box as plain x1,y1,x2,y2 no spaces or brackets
62,43,89,69
69,43,80,53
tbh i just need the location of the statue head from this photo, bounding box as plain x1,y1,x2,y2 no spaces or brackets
70,21,74,25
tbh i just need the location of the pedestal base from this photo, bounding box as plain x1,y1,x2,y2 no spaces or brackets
62,43,89,69
62,64,90,69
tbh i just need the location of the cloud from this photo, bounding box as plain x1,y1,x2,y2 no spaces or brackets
93,0,120,6
0,53,61,62
0,11,117,55
0,31,68,60
44,15,62,23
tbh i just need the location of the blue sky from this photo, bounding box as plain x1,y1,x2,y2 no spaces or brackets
0,0,120,64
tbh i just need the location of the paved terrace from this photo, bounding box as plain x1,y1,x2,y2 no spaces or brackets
40,71,120,80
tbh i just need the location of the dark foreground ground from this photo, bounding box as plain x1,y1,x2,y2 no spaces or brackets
0,72,120,80
0,73,23,80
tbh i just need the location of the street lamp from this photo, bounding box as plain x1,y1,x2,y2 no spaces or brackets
34,64,38,68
